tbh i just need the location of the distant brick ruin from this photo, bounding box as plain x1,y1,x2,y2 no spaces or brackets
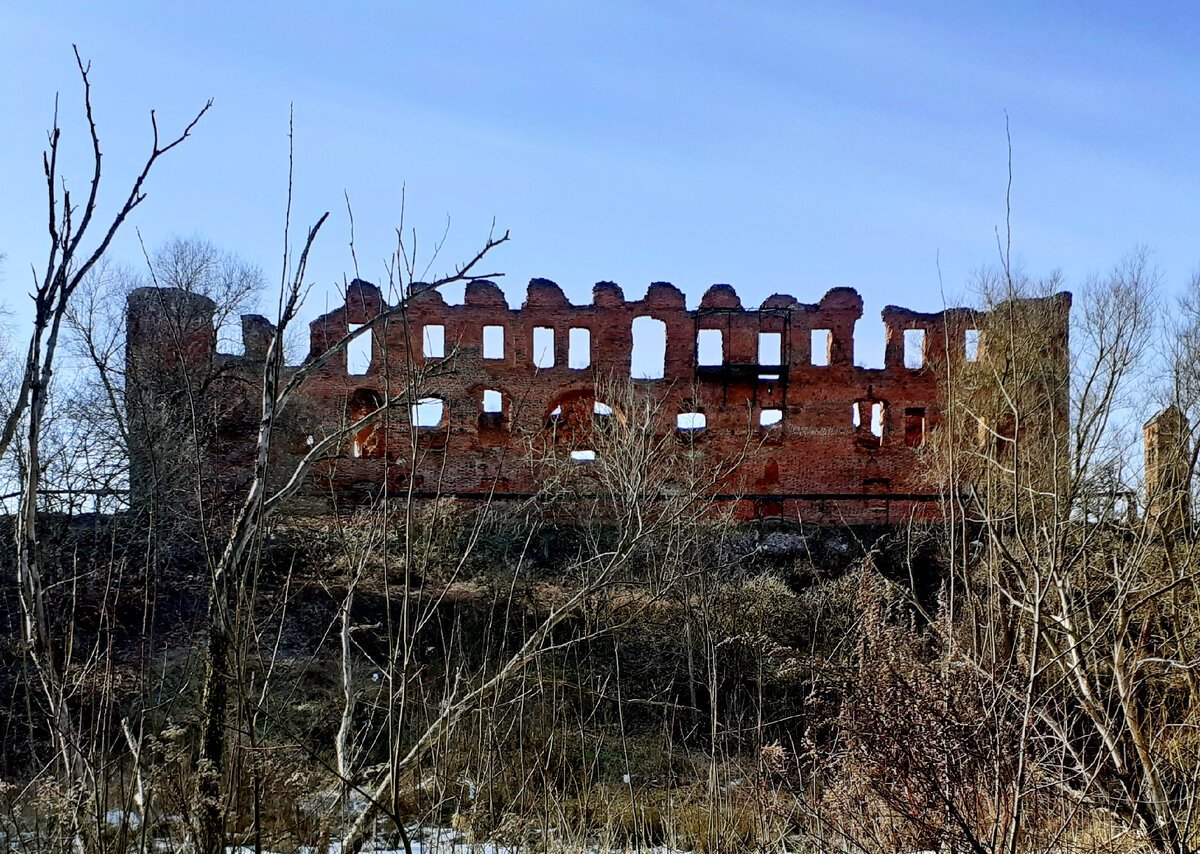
126,278,1075,525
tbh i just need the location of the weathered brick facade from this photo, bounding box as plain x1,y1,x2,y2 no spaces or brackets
126,279,1073,524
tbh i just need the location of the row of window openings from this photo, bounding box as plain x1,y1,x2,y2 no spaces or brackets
349,397,925,457
676,402,926,445
411,392,924,444
577,404,925,464
348,323,980,377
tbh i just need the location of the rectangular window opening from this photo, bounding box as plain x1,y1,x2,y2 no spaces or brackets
569,327,591,369
904,329,926,369
905,407,926,448
631,316,667,380
412,397,444,428
758,332,782,366
870,402,885,439
697,328,723,366
423,324,445,359
482,389,503,414
965,329,981,362
760,408,784,428
677,412,707,431
347,323,371,375
482,325,505,359
811,329,831,367
570,450,596,462
533,327,555,369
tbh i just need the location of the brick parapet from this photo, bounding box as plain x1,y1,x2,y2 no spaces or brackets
127,278,1072,524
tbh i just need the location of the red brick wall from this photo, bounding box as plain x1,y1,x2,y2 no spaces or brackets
127,279,1072,525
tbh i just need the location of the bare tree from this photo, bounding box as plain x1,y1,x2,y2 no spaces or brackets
916,252,1200,854
4,46,209,851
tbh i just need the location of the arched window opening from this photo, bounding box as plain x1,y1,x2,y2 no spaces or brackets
479,389,507,434
544,389,623,449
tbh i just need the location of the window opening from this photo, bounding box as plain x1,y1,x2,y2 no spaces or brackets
412,397,444,428
482,390,503,414
904,329,926,369
870,402,885,439
965,329,981,362
852,402,861,428
811,329,831,366
905,407,926,447
347,323,371,375
569,327,591,369
571,450,596,462
677,412,706,430
697,328,723,366
760,408,783,427
423,324,445,358
631,316,667,379
349,388,385,458
594,401,613,416
758,332,782,366
483,325,505,359
533,327,555,368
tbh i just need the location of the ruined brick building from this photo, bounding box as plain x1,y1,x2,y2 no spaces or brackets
126,278,1075,525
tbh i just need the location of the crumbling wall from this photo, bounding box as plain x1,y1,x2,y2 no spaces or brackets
126,278,1073,525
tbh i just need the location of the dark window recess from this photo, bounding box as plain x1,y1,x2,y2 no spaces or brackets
904,407,926,448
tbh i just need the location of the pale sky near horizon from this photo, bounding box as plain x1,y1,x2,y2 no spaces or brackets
2,1,1199,368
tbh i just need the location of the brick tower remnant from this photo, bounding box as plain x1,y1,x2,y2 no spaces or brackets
125,286,219,511
1144,405,1192,530
124,278,1072,525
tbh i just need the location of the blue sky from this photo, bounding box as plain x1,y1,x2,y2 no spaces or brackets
2,1,1198,367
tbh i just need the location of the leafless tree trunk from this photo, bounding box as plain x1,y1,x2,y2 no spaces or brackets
4,47,209,851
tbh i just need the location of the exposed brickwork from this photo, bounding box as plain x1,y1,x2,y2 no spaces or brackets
126,279,1073,524
1145,405,1192,529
